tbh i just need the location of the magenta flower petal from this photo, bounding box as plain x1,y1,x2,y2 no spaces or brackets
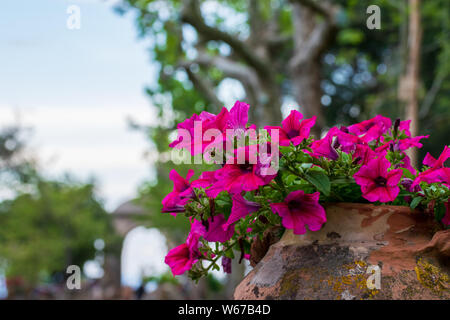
348,115,391,137
363,185,400,203
416,168,450,187
282,110,303,131
413,146,450,187
265,110,315,147
399,120,411,137
169,108,229,155
270,190,326,235
432,146,450,169
352,144,376,165
311,127,339,160
228,100,250,130
354,157,402,203
165,232,200,276
203,214,234,242
164,243,192,275
397,135,429,151
208,146,276,196
397,153,417,176
162,169,195,216
423,152,437,167
224,194,261,229
191,170,217,188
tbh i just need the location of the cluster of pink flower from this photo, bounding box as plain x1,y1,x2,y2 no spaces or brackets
162,101,449,278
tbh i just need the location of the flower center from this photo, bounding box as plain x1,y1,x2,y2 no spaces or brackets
287,129,299,139
288,200,301,210
239,163,253,172
364,122,376,130
374,176,387,187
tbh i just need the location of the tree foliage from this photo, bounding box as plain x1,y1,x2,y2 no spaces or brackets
0,127,116,287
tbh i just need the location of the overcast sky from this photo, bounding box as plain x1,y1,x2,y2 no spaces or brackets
0,0,159,211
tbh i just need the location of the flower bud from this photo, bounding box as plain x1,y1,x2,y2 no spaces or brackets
222,256,232,274
393,118,400,136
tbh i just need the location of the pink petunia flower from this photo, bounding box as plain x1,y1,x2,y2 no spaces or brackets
347,115,392,143
270,190,327,235
203,214,235,242
397,152,417,176
415,168,450,188
265,110,316,146
169,108,229,155
164,232,201,276
353,157,403,203
399,120,411,137
169,100,254,156
161,169,195,216
334,127,361,153
227,100,251,131
397,135,429,151
191,170,217,188
310,127,339,160
423,146,450,169
352,144,376,165
413,146,450,187
375,135,429,154
206,146,277,197
223,194,261,230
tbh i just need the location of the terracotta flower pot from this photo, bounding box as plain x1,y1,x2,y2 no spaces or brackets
234,203,450,300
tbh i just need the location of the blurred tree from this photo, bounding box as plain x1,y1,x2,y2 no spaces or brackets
399,0,421,165
0,177,114,291
0,125,37,191
116,0,345,134
0,126,118,294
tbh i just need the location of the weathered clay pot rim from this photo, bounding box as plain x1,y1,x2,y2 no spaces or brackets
279,201,434,247
323,202,422,215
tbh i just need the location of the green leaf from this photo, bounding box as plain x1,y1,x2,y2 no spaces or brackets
410,196,422,209
304,170,331,196
283,174,297,185
340,152,351,163
337,29,364,45
308,166,327,174
224,248,235,259
296,152,313,163
400,168,414,179
434,202,446,221
279,145,294,155
300,163,313,170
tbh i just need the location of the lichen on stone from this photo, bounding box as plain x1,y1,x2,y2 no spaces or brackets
327,260,379,300
414,258,449,294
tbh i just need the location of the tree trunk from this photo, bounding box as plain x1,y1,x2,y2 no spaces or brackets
399,0,422,166
290,2,336,138
291,59,325,138
250,82,282,127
